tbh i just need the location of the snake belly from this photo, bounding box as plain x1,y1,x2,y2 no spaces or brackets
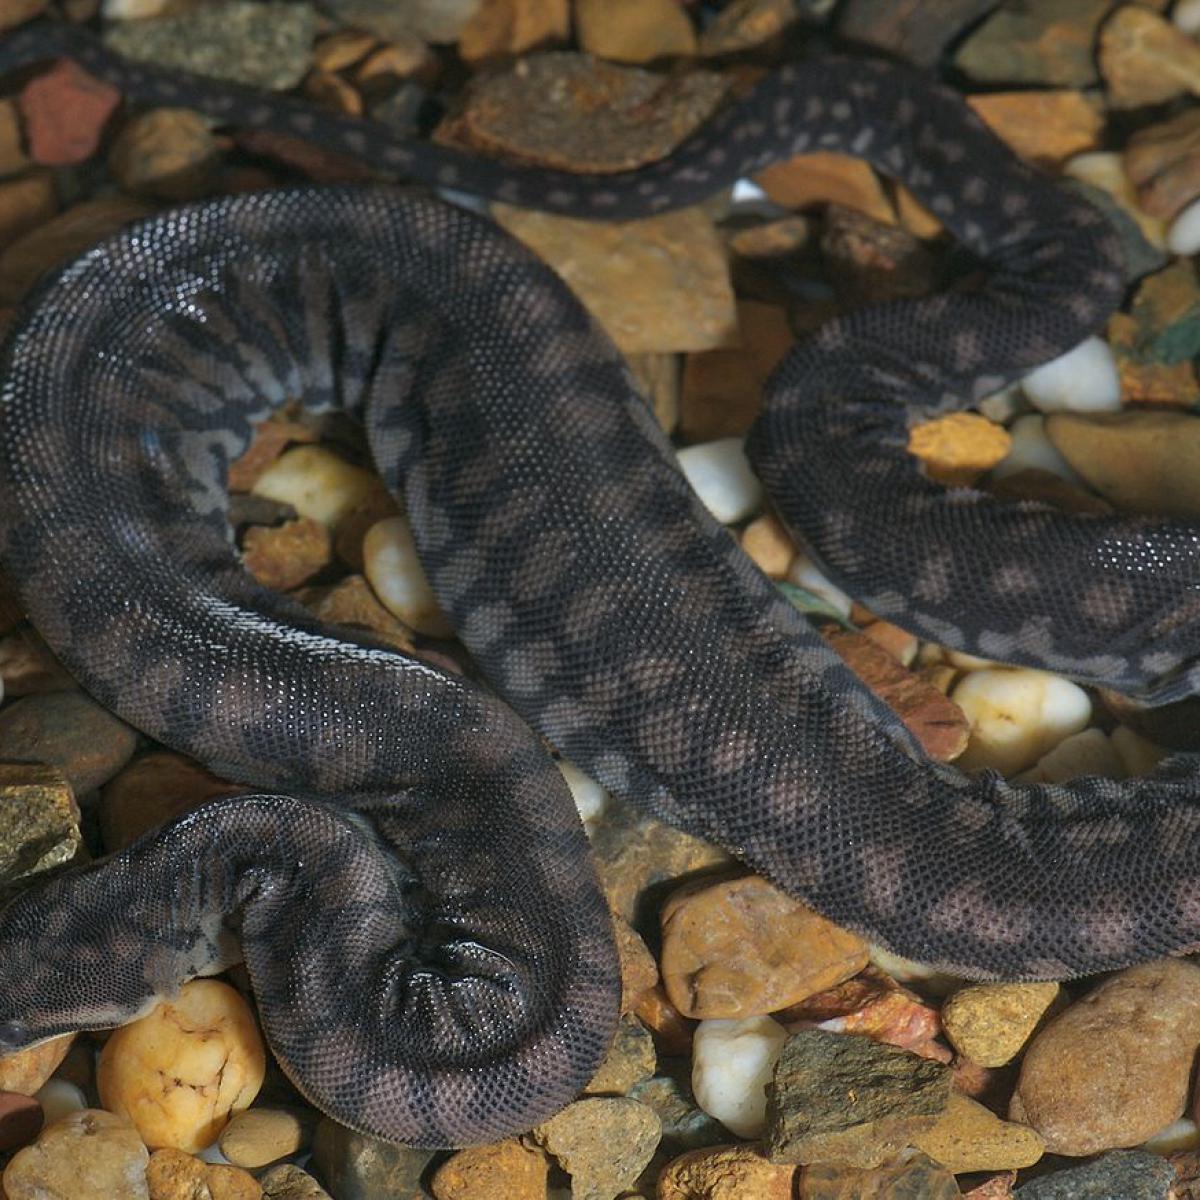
0,20,1199,1149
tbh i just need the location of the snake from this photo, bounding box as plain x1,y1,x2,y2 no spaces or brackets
0,15,1193,1150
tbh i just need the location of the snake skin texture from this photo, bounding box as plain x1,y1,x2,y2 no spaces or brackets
0,18,1196,1147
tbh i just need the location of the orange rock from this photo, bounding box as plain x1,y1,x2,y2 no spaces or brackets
967,91,1102,167
311,28,377,72
613,915,658,1014
657,1143,796,1199
459,0,569,64
633,983,695,1056
660,875,868,1019
354,38,438,88
242,518,333,592
303,70,364,118
298,574,416,653
860,620,918,667
575,0,695,63
0,1035,73,1096
19,59,120,166
146,1148,263,1200
430,1138,548,1199
893,183,943,239
739,512,795,580
228,418,319,493
908,412,1012,487
754,152,894,224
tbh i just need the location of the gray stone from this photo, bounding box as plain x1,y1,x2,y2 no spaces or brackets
1014,1149,1174,1199
309,1117,433,1200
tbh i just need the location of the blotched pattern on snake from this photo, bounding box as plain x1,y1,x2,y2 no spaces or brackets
0,18,1194,1149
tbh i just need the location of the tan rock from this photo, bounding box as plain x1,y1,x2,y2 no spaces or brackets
296,574,416,653
1045,409,1200,518
241,517,333,592
0,173,56,253
754,152,894,225
353,39,437,88
251,444,391,532
1125,107,1200,221
1010,959,1200,1155
941,982,1060,1068
147,1147,263,1199
429,1137,549,1199
680,301,792,441
227,418,319,493
0,626,76,696
107,108,220,201
219,1106,315,1168
726,214,810,258
3,1109,149,1200
626,350,680,433
0,762,80,883
634,983,695,1057
914,1092,1044,1173
585,1014,656,1095
660,875,868,1019
575,0,695,62
739,512,795,580
459,0,569,64
1100,5,1200,108
657,1143,796,1198
967,91,1102,167
0,1034,73,1096
699,0,796,54
312,28,377,72
259,1164,332,1199
98,979,266,1152
494,204,736,354
894,184,943,240
908,412,1012,487
613,914,658,1014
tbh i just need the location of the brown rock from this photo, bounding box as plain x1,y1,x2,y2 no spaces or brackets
859,620,917,667
0,98,28,176
0,626,73,696
0,1035,73,1096
100,750,240,852
532,1096,661,1200
961,1171,1017,1199
429,1137,549,1199
1010,959,1200,1155
304,70,363,118
800,1152,960,1199
242,518,333,591
627,350,681,433
657,1143,796,1199
3,1109,149,1200
909,412,1012,487
219,1106,316,1169
353,38,437,89
1125,107,1200,221
634,984,696,1057
680,301,792,441
821,626,970,762
614,914,659,1013
458,0,569,64
739,513,795,580
984,467,1115,516
912,1092,1044,1174
726,214,810,258
0,173,56,252
494,204,736,354
754,153,894,225
296,574,416,653
0,1091,41,1152
310,1118,434,1199
1044,409,1200,518
439,52,728,173
967,91,1103,168
820,204,937,308
259,1164,332,1200
0,762,80,883
585,1014,656,1095
836,0,998,67
107,108,221,201
312,28,377,72
147,1147,264,1200
575,0,695,63
19,58,120,166
699,0,796,54
660,875,868,1019
232,127,375,185
941,982,1060,1068
1100,4,1200,108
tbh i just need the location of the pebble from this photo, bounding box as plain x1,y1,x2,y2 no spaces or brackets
574,0,695,62
1012,1148,1174,1199
675,438,763,525
690,1015,788,1138
361,515,454,637
801,1153,960,1199
913,1091,1045,1173
1010,959,1200,1155
821,204,938,309
1019,335,1121,414
98,979,266,1152
458,0,569,65
309,1117,433,1200
218,1106,315,1168
1180,0,1200,35
0,1091,41,1151
0,762,80,885
628,1073,725,1156
0,173,57,254
325,0,478,44
942,982,1060,1068
755,152,895,225
107,108,220,201
908,412,1012,487
763,1029,951,1168
296,574,416,653
1126,107,1200,219
699,0,803,56
1099,4,1200,109
2,1109,149,1200
495,204,736,355
1126,258,1200,369
1015,727,1125,785
951,668,1092,776
242,518,334,592
634,984,696,1057
784,555,852,620
19,59,120,167
558,758,609,826
990,414,1079,483
146,1147,262,1199
531,1096,661,1200
739,512,795,580
251,445,391,532
1169,195,1200,254
660,875,868,1019
0,1034,74,1096
1045,409,1200,517
429,1137,549,1199
260,1164,333,1200
656,1143,796,1199
32,1078,84,1126
584,1014,656,1095
1111,724,1165,776
966,91,1102,168
1108,310,1200,409
0,626,74,696
612,914,658,1014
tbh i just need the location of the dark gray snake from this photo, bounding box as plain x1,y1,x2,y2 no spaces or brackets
0,18,1192,1149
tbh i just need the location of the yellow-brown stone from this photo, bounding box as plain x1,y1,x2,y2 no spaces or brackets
430,1137,549,1199
908,412,1012,487
739,512,795,580
754,152,894,224
575,0,695,62
0,762,80,883
914,1092,1044,1174
660,875,868,1019
0,1034,74,1096
942,982,1060,1068
106,108,221,201
967,91,1102,168
459,0,569,64
657,1143,796,1199
1100,5,1200,108
242,518,333,592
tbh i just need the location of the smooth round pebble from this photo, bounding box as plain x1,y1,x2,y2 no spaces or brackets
1019,335,1121,413
676,438,763,525
1168,196,1200,255
1175,0,1200,35
32,1078,85,1126
362,515,454,637
990,414,1079,482
98,979,266,1152
785,553,852,619
952,668,1092,776
691,1015,788,1138
251,445,387,530
557,759,609,825
219,1106,313,1169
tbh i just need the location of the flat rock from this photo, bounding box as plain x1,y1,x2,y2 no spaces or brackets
1099,4,1200,108
585,1014,656,1095
1013,1148,1174,1198
0,762,80,885
967,91,1102,168
754,153,894,225
1126,107,1200,220
19,58,120,167
800,1151,960,1199
912,1092,1044,1173
836,0,1003,67
764,1029,951,1167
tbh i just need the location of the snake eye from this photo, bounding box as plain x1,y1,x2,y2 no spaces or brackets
0,1020,28,1047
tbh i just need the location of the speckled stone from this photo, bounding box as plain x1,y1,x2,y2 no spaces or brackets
429,1137,549,1200
941,983,1060,1068
260,1163,333,1200
1013,1149,1174,1198
0,762,80,885
2,1110,149,1200
585,1015,657,1095
310,1118,434,1200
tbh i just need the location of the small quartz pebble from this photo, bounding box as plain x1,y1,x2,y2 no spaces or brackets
656,1143,796,1199
31,1079,84,1127
676,438,763,524
251,445,390,531
98,979,266,1152
558,758,609,825
942,983,1060,1068
1169,196,1200,255
691,1015,788,1138
3,1109,149,1200
362,514,454,637
952,668,1092,776
1011,959,1200,1156
218,1106,315,1168
1020,335,1121,413
990,414,1079,483
660,875,868,1019
913,1092,1045,1173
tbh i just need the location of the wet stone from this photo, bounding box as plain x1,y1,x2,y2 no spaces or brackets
260,1164,333,1200
764,1029,952,1168
942,982,1060,1068
656,1143,796,1199
322,0,479,43
836,0,999,67
800,1152,960,1199
575,0,696,63
0,1091,41,1152
438,52,728,173
0,1034,74,1096
0,762,80,885
912,1092,1044,1174
1125,259,1200,367
310,1117,435,1200
106,108,221,201
146,1148,262,1200
428,1137,549,1200
698,0,797,55
754,154,894,226
1099,4,1200,108
1012,1148,1174,1198
585,1014,657,1095
629,1073,726,1156
19,58,120,167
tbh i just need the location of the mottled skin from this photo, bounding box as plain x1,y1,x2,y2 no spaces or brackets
0,18,1194,1149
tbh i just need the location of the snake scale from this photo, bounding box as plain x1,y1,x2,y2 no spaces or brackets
0,15,1194,1149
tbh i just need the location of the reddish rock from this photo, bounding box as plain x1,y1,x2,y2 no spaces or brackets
19,59,120,166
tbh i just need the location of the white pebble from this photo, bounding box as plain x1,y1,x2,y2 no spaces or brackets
362,515,454,638
102,0,171,16
1175,0,1200,36
1020,336,1122,414
990,414,1079,482
785,553,852,619
33,1079,86,1125
557,759,609,826
676,438,763,525
1014,727,1124,784
952,668,1092,776
251,445,386,529
1142,1116,1200,1153
1168,196,1200,256
1111,724,1167,777
691,1016,788,1138
867,946,959,995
